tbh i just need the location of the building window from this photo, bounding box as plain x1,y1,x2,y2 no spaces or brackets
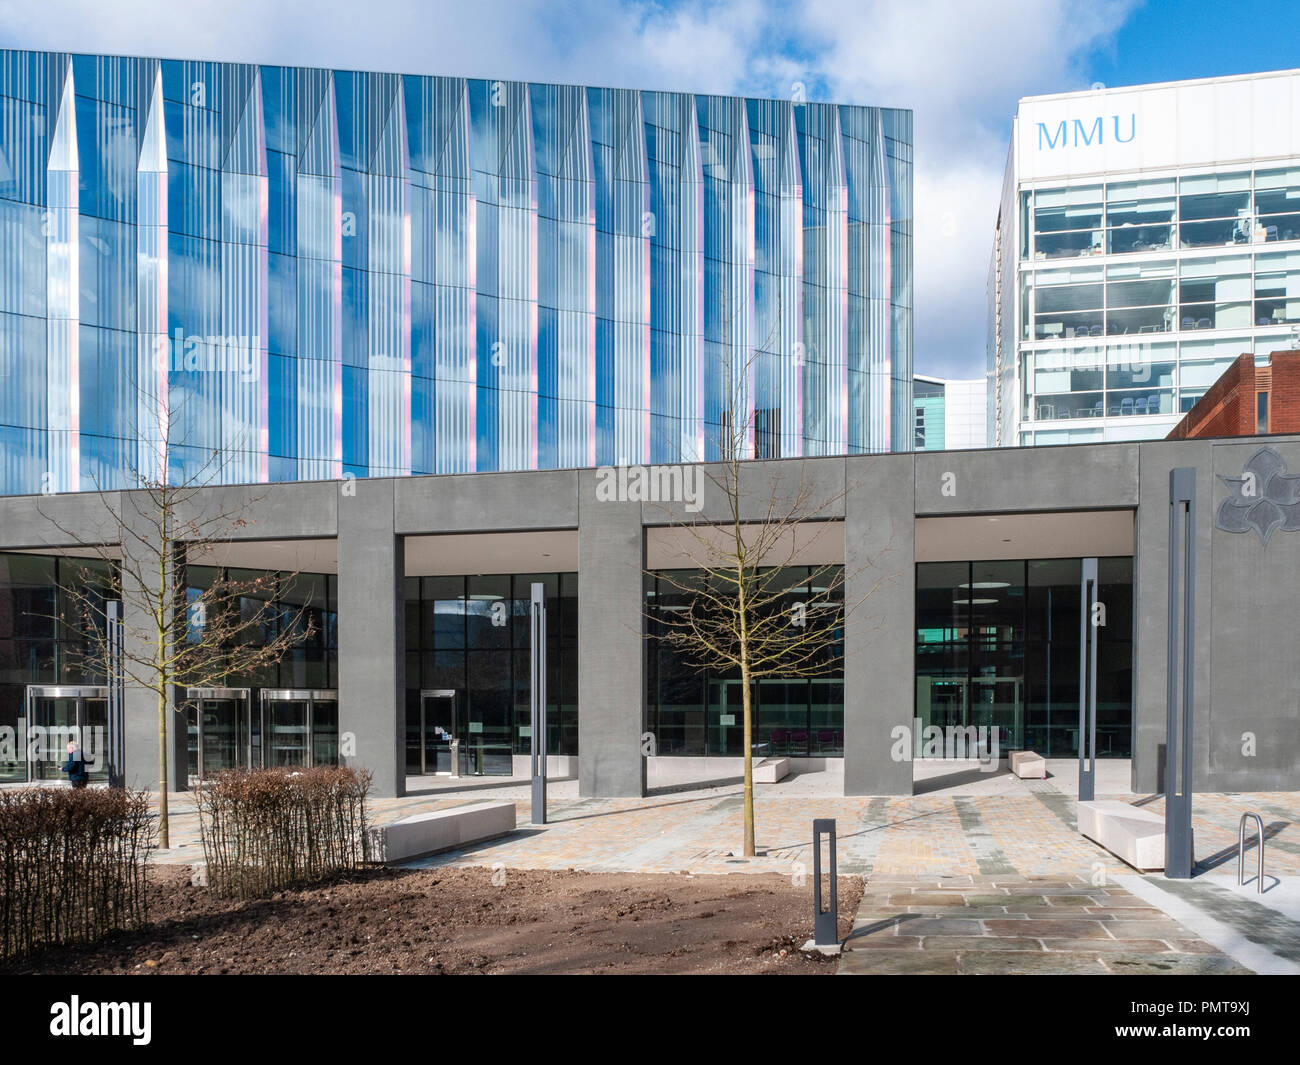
404,573,580,767
915,558,1133,758
754,408,781,459
645,567,845,758
1258,391,1270,433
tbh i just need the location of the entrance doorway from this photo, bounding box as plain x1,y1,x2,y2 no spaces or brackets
184,687,254,781
407,689,456,776
24,685,110,783
259,689,339,768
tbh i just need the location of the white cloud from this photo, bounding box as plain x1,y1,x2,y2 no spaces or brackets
790,0,1139,379
0,0,1139,380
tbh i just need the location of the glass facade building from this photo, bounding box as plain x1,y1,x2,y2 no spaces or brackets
913,376,946,451
991,71,1300,447
0,49,913,495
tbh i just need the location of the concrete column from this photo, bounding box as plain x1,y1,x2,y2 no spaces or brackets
337,478,406,797
844,454,915,795
117,495,186,793
577,469,646,797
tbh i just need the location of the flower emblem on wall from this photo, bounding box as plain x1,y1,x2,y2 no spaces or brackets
1216,446,1300,546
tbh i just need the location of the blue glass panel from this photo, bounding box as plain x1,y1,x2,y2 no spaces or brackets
268,251,296,354
0,49,912,492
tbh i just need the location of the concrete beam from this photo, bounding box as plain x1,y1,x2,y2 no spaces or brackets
0,490,125,551
914,444,1139,515
394,469,579,534
641,457,849,527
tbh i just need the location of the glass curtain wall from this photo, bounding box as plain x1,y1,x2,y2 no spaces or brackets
645,566,845,758
183,566,338,689
0,552,116,782
1024,168,1300,263
1018,165,1300,443
914,378,945,450
0,49,912,496
915,558,1132,758
404,573,579,759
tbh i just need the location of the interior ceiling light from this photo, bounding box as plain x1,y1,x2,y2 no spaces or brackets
957,581,1010,589
953,597,997,605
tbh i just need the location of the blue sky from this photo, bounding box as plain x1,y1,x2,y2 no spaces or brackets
1090,0,1300,90
3,0,1298,381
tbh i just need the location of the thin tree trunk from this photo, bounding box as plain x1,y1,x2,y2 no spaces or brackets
157,685,169,849
741,657,754,858
157,517,169,850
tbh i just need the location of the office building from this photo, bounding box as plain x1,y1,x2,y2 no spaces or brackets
990,69,1300,447
0,49,914,497
914,374,987,451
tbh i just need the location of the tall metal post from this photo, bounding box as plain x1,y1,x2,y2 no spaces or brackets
107,600,124,788
1166,468,1196,879
1078,558,1098,802
529,582,547,825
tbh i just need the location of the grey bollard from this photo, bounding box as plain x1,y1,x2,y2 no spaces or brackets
812,818,838,947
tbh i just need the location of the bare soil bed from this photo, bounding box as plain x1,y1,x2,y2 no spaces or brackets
3,865,863,975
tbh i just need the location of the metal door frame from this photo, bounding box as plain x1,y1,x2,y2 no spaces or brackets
258,688,339,768
417,689,456,775
24,684,110,782
185,687,253,779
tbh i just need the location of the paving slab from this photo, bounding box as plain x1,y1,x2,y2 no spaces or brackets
841,875,1251,975
99,775,1297,977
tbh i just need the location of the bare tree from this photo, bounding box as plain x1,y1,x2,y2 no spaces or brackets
40,386,313,848
644,338,893,858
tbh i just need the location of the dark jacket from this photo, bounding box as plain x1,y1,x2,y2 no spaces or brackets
62,751,89,783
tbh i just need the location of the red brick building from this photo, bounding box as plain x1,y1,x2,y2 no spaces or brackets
1167,350,1300,439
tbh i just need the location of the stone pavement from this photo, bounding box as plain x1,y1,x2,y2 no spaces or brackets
105,765,1299,973
1118,872,1300,975
837,875,1253,975
131,770,1300,884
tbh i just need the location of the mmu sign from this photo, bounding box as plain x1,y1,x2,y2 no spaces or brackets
1036,114,1136,150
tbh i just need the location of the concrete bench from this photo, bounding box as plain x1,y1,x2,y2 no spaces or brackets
364,800,517,864
1078,800,1169,871
1009,750,1046,779
753,757,789,784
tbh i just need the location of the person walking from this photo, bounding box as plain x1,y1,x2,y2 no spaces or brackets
62,741,89,789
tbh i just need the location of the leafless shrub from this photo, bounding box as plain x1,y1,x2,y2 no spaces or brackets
0,787,155,962
196,767,372,898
